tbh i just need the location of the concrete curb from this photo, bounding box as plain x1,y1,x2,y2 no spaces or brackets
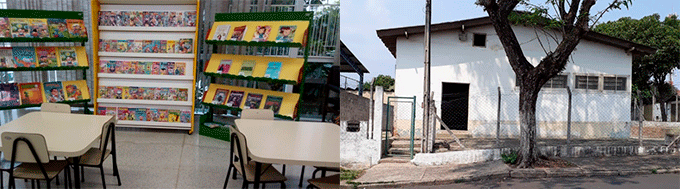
344,166,680,188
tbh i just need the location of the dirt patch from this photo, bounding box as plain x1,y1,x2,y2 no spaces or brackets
533,157,577,168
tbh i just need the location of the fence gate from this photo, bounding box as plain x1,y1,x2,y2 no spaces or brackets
384,96,416,159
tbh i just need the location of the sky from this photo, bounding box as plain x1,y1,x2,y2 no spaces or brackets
340,0,680,85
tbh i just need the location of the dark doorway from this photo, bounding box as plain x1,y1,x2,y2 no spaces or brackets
441,82,469,130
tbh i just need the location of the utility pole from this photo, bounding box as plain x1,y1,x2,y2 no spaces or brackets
422,0,433,153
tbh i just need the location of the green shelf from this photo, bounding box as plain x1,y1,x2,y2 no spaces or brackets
0,9,83,19
205,40,303,48
198,121,231,142
0,66,89,72
0,37,88,43
203,72,298,85
201,102,294,120
0,99,90,111
214,11,313,22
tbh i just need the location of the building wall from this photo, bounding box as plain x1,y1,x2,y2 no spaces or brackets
393,25,633,138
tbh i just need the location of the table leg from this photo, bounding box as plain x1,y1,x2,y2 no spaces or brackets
73,157,81,189
254,162,261,189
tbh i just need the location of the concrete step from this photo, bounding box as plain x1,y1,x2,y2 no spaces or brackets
378,157,411,164
388,147,421,155
390,140,421,148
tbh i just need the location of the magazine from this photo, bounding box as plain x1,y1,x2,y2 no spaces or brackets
212,24,231,41
178,88,188,101
212,89,229,105
168,110,180,122
159,62,168,75
275,25,297,43
230,25,247,41
0,17,10,37
178,38,192,53
158,109,168,122
175,62,185,75
244,93,263,109
97,106,106,115
62,80,88,101
117,107,128,120
238,60,256,77
0,47,15,68
225,90,244,108
43,81,64,103
29,18,49,38
217,59,232,74
47,18,69,38
106,107,116,116
66,19,86,37
167,62,175,75
263,95,283,114
264,62,282,79
180,110,191,123
58,47,78,66
136,108,147,121
0,83,19,107
251,25,271,42
18,82,42,105
12,47,36,67
166,40,176,53
10,18,31,38
35,47,58,67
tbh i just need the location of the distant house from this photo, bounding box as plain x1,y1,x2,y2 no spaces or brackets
377,16,656,139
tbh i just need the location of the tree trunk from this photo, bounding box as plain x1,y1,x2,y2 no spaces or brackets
660,101,668,122
517,80,540,168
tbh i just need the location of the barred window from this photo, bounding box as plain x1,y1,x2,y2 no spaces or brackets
516,74,567,89
603,76,626,91
575,75,599,90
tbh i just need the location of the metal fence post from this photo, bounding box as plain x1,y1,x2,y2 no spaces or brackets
384,97,391,156
496,87,501,143
567,86,572,156
411,96,416,159
637,90,644,147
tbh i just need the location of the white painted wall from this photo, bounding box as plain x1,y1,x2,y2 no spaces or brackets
393,24,632,137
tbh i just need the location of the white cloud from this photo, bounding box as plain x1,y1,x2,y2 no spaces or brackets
364,0,391,27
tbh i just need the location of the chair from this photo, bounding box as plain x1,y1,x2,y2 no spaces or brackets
223,127,286,189
1,132,71,189
68,123,121,189
0,152,21,188
239,109,288,175
306,174,339,189
40,103,71,113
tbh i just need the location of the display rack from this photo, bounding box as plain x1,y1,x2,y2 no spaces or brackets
0,9,89,43
200,11,313,141
91,0,199,133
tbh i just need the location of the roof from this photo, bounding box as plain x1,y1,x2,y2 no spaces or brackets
340,41,370,74
376,16,657,58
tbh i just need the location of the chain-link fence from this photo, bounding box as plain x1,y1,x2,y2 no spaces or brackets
384,96,416,158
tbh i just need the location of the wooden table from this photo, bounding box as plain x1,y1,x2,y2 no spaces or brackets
0,112,116,189
234,119,340,188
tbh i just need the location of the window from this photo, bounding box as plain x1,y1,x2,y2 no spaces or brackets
515,74,567,89
603,76,626,91
473,33,486,47
575,75,599,90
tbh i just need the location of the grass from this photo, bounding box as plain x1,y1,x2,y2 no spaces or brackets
501,150,519,164
651,169,658,174
341,169,364,181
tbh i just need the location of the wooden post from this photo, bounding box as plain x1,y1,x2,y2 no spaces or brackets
567,86,572,156
496,87,501,142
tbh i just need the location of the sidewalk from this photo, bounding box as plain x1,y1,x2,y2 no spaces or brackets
344,154,680,188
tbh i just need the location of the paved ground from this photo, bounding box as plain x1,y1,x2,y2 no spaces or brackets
444,138,666,151
414,174,680,189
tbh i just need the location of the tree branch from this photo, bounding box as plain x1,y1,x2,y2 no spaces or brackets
481,0,534,76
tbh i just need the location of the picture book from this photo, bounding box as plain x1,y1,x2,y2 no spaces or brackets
263,95,283,114
217,59,231,74
166,40,176,53
43,81,64,103
175,62,185,75
106,61,117,73
145,109,154,121
264,62,282,79
0,47,15,68
244,93,263,109
29,18,49,38
151,40,161,53
121,86,130,99
66,19,86,37
160,88,169,100
185,11,196,27
275,25,297,43
167,62,175,75
18,82,43,105
230,25,247,41
58,47,78,66
0,83,19,107
225,91,244,108
98,86,107,98
131,40,143,52
160,40,167,53
62,80,89,101
142,40,153,53
97,106,106,115
136,108,147,121
150,109,159,121
168,110,180,122
47,18,69,38
35,47,58,67
117,40,128,52
106,107,116,116
117,107,128,120
160,62,168,75
212,89,229,105
212,24,231,41
12,47,36,67
114,87,123,99
10,18,31,38
251,25,271,42
178,38,192,53
158,109,168,122
238,60,256,77
0,17,10,37
180,110,191,123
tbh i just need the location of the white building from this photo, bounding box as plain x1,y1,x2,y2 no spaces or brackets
377,16,656,139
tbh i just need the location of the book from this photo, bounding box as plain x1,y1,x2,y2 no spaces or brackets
275,25,297,43
212,24,231,41
117,40,128,52
117,107,128,120
251,25,271,42
35,47,58,67
0,83,19,107
29,18,49,38
166,40,176,53
212,89,229,105
97,106,106,115
225,91,244,108
244,93,263,109
10,18,31,38
178,88,188,101
217,59,232,74
167,62,175,75
66,19,86,37
178,38,192,53
106,61,117,73
106,107,116,116
43,81,64,103
12,47,36,67
180,110,191,123
263,95,283,114
168,110,180,122
230,25,247,41
0,47,15,68
47,18,69,38
159,40,167,53
135,108,147,121
238,60,256,76
19,82,43,105
58,47,78,66
0,18,10,37
158,109,168,122
264,62,282,79
62,80,89,101
151,40,161,53
160,62,168,75
175,62,185,75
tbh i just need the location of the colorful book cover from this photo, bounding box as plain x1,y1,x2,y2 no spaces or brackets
121,86,130,99
264,62,282,79
12,47,36,67
58,47,78,66
158,109,168,122
62,80,88,101
114,87,123,99
238,60,256,77
18,82,43,105
136,108,147,121
0,83,19,107
166,40,176,53
66,19,86,37
160,88,169,100
43,81,64,103
225,91,244,108
0,18,10,37
159,40,167,53
178,88,188,101
149,108,159,121
144,109,154,121
117,107,127,120
106,61,117,73
0,47,15,68
263,95,283,114
168,110,180,122
10,18,31,38
212,24,231,41
117,40,128,52
185,11,196,27
244,93,263,109
180,110,191,123
35,47,58,67
142,40,153,53
160,62,168,75
230,25,247,41
167,62,175,75
178,38,192,53
131,40,143,53
105,86,115,98
97,106,106,115
251,25,271,42
98,86,107,98
175,62,185,75
151,40,161,53
47,18,69,38
275,25,297,43
217,59,231,74
29,18,49,38
106,107,116,116
212,89,229,105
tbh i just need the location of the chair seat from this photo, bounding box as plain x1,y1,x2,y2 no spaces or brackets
234,161,286,182
308,174,339,189
12,160,69,180
67,148,111,166
314,166,340,172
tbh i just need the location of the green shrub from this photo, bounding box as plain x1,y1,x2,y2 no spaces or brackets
341,169,363,180
501,150,518,164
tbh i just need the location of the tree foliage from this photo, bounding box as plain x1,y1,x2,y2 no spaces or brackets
362,75,395,91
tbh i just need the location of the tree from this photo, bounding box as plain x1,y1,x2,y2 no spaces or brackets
362,75,395,91
595,14,680,121
476,0,632,168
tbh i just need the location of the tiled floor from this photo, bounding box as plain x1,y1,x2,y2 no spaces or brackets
1,108,324,189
